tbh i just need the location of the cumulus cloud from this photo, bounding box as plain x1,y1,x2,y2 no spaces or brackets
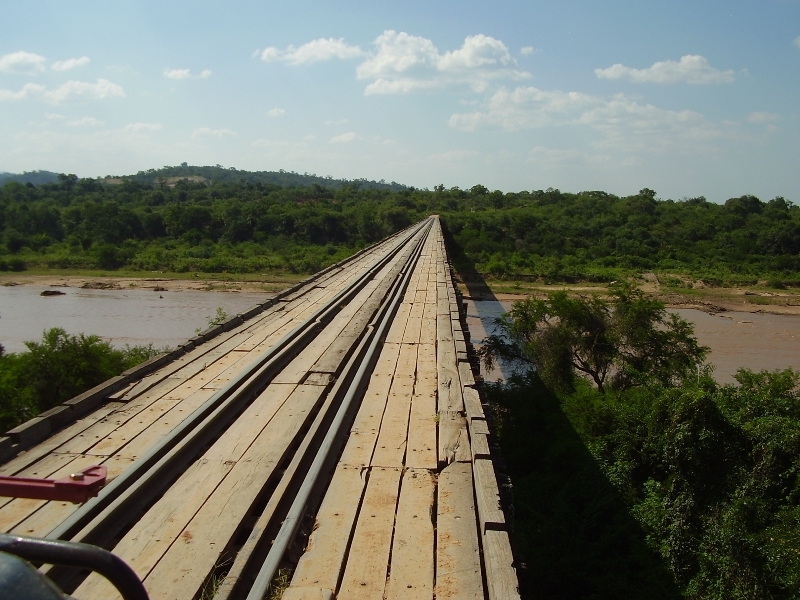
52,56,90,71
267,107,287,117
520,46,535,55
794,36,800,49
329,132,358,143
124,122,162,132
66,116,103,127
164,68,211,79
0,83,47,101
595,55,736,84
192,127,236,138
43,79,125,103
0,51,46,74
357,31,529,94
260,38,363,65
449,85,723,152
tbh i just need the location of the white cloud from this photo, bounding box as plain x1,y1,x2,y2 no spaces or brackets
45,113,64,120
52,56,90,71
795,36,800,49
0,83,46,101
0,51,46,74
124,122,162,132
260,38,363,65
192,127,236,138
66,116,104,127
520,46,535,56
365,32,517,93
267,107,287,117
595,55,735,84
329,132,358,143
164,68,212,80
357,31,529,95
747,111,780,124
449,85,724,153
43,79,125,103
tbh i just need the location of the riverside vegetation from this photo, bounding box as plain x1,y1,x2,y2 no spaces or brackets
481,285,800,599
2,166,800,598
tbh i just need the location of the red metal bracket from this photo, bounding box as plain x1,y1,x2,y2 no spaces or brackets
0,465,107,504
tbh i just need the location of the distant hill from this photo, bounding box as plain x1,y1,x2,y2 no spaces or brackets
107,164,409,191
0,171,60,186
1,165,409,192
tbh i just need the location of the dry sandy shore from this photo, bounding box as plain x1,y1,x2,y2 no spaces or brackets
0,274,293,294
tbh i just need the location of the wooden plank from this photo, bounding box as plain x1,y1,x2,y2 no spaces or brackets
459,361,476,388
406,344,437,470
338,467,402,600
384,302,411,345
371,344,417,468
339,344,401,468
437,317,462,414
473,458,506,532
454,426,472,463
385,469,435,600
471,433,491,460
439,411,467,467
436,462,483,600
288,465,368,591
463,387,485,422
0,402,123,476
141,385,327,599
470,419,490,436
401,301,424,345
74,383,300,599
484,530,521,600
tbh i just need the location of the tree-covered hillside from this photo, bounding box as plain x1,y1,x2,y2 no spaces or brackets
1,171,798,286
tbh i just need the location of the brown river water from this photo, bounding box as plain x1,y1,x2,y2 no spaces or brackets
2,286,798,385
0,285,271,353
465,299,800,384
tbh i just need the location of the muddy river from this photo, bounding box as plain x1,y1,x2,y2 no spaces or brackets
0,284,271,353
1,285,798,385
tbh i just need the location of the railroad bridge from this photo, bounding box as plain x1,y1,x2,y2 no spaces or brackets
0,217,520,600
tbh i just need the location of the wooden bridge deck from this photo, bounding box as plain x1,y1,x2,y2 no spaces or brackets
0,218,520,600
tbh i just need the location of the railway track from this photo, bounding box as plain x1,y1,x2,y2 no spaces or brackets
0,217,520,600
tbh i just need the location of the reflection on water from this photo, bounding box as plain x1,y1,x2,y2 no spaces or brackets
0,285,271,353
465,299,800,384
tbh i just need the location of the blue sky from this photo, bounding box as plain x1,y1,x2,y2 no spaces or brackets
1,0,798,202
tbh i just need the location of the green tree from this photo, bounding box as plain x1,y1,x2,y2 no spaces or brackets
480,282,708,393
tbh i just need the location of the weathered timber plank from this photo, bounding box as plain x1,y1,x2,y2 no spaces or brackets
371,344,417,468
484,530,521,600
73,383,299,600
338,467,402,600
473,458,506,532
406,344,437,470
141,385,326,600
287,465,368,592
385,469,435,600
436,462,483,600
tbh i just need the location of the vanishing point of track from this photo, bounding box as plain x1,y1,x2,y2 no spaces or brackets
0,217,520,600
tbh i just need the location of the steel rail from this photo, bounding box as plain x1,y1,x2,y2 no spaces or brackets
242,218,432,600
214,217,431,600
47,218,432,548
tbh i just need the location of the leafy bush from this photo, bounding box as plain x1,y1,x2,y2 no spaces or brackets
0,328,162,431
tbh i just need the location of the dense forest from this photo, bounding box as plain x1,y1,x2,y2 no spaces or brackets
0,167,798,286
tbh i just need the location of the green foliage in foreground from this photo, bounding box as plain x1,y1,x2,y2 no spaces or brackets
486,371,800,599
1,169,798,285
0,329,162,431
482,289,800,598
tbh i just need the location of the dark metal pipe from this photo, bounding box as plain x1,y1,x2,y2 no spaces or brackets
0,533,148,600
